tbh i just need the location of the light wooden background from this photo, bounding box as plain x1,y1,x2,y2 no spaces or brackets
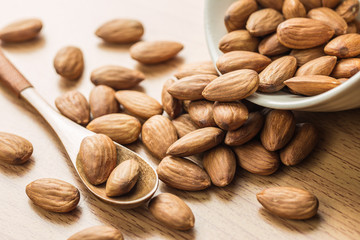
0,0,359,239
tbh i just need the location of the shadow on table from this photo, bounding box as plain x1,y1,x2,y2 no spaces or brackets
134,56,185,78
1,36,45,53
0,158,35,177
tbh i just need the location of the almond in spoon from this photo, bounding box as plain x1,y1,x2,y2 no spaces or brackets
331,58,360,78
224,0,258,32
55,91,90,125
295,56,337,76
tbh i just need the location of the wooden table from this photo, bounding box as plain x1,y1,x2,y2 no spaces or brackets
0,0,359,239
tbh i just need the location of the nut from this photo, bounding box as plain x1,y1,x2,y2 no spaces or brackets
224,0,258,32
161,78,183,118
68,225,124,240
246,9,284,37
53,46,84,80
0,18,42,43
213,101,249,131
219,30,260,53
0,132,33,165
295,56,337,76
172,114,199,138
324,33,360,58
89,85,119,118
188,100,216,128
308,7,348,35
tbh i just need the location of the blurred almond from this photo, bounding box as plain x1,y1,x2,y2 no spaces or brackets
89,85,119,119
213,101,248,131
290,46,325,66
53,46,84,81
0,132,33,165
188,100,216,127
283,0,307,19
246,8,285,37
258,33,290,56
68,225,124,240
95,19,144,43
174,61,218,79
322,0,341,8
0,18,42,43
219,30,260,53
336,0,359,22
224,0,258,32
161,78,182,118
324,33,360,58
257,0,284,11
172,114,199,138
331,58,360,78
308,7,348,35
299,0,322,10
346,21,358,33
55,91,90,125
295,56,337,76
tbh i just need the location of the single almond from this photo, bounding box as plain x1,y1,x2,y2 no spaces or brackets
89,85,119,119
258,56,297,92
86,113,141,144
295,56,337,76
115,90,163,119
219,30,260,53
283,0,307,19
172,114,199,138
280,123,319,166
26,178,80,213
324,33,360,58
290,46,325,66
106,159,140,197
161,78,183,119
53,46,84,81
90,65,145,90
308,7,348,36
257,0,284,11
203,69,259,101
299,0,322,10
95,19,144,43
322,0,341,8
246,9,285,37
79,134,117,185
203,145,236,187
142,115,178,159
129,41,183,64
224,0,259,32
157,156,211,191
55,90,90,125
166,127,224,157
258,33,290,56
149,193,195,230
188,100,216,128
336,0,359,23
213,101,249,131
331,58,360,78
0,132,33,165
277,18,335,49
257,187,319,219
68,225,124,240
0,18,42,43
174,61,218,79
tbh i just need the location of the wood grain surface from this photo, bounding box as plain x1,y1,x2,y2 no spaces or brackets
0,0,359,239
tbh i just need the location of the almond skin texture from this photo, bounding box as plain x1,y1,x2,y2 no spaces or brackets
166,127,224,157
26,178,80,213
68,225,124,240
149,193,195,230
216,51,271,74
157,156,211,191
261,110,296,151
115,90,163,119
172,114,199,138
290,46,325,66
106,159,140,197
233,140,280,175
295,56,337,76
203,145,236,187
258,56,297,93
203,69,260,101
280,123,319,166
284,75,341,96
55,91,90,125
308,7,348,36
322,0,341,8
79,134,117,185
277,18,335,49
213,101,249,131
89,85,119,119
324,33,360,58
299,0,322,10
86,113,141,144
161,78,183,119
346,21,358,33
219,30,259,53
225,111,265,146
174,61,218,79
167,74,217,100
0,132,33,165
331,58,360,78
142,115,178,159
246,9,285,37
283,0,307,19
130,41,183,64
336,0,359,23
257,0,284,11
224,0,259,32
258,33,290,56
0,18,42,43
53,46,84,81
95,18,144,44
257,187,319,220
91,65,145,90
188,100,216,128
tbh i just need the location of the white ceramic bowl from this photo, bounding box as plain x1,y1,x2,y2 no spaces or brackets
204,0,360,111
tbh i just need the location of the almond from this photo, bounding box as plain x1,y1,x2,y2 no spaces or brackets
246,9,285,37
256,0,284,11
203,69,259,101
172,114,199,138
324,33,360,58
213,101,248,130
115,90,163,119
106,159,140,197
166,127,224,157
295,56,337,76
258,33,290,56
224,0,259,32
149,193,195,230
299,0,322,10
322,0,341,8
308,7,348,36
90,65,145,90
183,100,191,112
336,0,359,23
161,78,183,119
290,46,325,66
157,156,211,191
280,123,318,166
257,187,319,219
216,51,271,74
284,75,341,96
0,18,42,43
0,132,33,165
86,113,141,144
26,178,80,213
331,58,360,78
68,225,124,240
225,111,265,146
53,46,84,81
142,115,178,159
282,0,307,19
219,30,260,53
95,19,144,43
258,56,297,92
188,100,216,128
346,21,358,33
277,18,334,49
55,90,90,125
167,74,217,100
89,85,119,119
129,41,183,64
174,61,218,79
203,145,236,187
79,134,117,185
